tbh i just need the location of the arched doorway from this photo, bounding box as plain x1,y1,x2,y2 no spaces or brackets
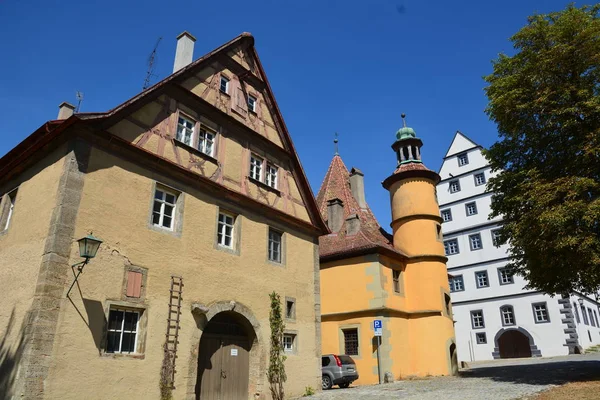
498,330,532,358
449,343,459,375
196,311,254,399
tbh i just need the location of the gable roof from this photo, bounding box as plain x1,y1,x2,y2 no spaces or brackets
316,155,405,261
443,130,482,158
0,32,328,234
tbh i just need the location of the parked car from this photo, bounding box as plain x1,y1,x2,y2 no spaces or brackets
321,354,359,389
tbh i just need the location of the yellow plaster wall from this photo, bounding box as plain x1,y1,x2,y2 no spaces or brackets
0,145,67,385
320,257,377,315
389,178,439,221
43,147,320,400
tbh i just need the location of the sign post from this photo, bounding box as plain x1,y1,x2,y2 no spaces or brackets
374,319,382,384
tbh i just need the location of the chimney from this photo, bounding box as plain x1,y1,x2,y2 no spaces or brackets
345,214,360,235
327,198,344,233
173,31,196,73
349,167,367,209
57,102,76,120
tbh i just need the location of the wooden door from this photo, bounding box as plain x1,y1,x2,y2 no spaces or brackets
197,334,250,400
498,330,532,358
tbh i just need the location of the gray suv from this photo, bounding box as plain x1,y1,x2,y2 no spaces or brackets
321,354,359,389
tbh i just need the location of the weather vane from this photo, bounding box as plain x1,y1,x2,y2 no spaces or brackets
334,132,339,155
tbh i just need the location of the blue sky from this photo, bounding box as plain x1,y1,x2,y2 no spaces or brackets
0,0,574,227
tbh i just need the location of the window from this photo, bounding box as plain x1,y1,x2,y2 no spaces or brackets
465,202,478,216
249,154,263,181
444,293,452,316
449,275,464,292
283,334,296,353
444,239,459,255
469,233,483,250
441,209,452,223
266,163,278,189
498,267,514,285
474,173,486,186
500,305,515,326
286,299,296,320
532,302,549,323
476,332,487,344
106,308,140,353
322,357,331,367
217,212,235,248
449,180,461,193
268,228,282,263
176,115,195,146
588,308,596,327
197,126,215,157
470,310,485,329
573,303,581,324
475,271,489,288
582,305,590,325
458,153,469,166
152,187,177,230
247,94,257,113
594,310,599,327
220,76,229,94
2,190,17,231
491,229,502,247
392,270,401,293
342,329,359,356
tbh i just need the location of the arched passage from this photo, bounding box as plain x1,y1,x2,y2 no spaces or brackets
449,343,459,375
195,311,256,400
494,328,535,359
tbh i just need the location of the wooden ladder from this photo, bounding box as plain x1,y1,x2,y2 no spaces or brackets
165,275,183,388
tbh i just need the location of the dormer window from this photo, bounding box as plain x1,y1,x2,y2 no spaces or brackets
458,153,469,166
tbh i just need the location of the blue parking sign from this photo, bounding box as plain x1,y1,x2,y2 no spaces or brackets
374,319,382,336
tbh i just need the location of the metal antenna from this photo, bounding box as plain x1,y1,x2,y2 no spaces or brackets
75,91,84,113
143,37,162,90
334,132,339,155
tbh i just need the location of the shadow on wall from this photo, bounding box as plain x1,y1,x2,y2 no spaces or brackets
460,359,600,385
0,309,26,400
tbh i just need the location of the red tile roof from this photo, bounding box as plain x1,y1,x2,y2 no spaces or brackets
316,155,405,260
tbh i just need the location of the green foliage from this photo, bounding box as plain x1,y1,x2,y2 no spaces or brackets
303,386,315,396
484,3,600,294
267,291,287,400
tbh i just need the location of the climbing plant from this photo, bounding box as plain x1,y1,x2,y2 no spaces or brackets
267,291,287,400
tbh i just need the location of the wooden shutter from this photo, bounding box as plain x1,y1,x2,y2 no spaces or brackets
233,78,248,116
126,271,143,298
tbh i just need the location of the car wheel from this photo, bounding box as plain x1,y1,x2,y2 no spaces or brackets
339,382,350,388
322,375,333,390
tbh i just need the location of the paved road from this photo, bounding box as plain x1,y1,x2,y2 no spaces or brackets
308,353,600,400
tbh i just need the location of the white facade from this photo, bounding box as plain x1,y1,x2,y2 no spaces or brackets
437,132,600,362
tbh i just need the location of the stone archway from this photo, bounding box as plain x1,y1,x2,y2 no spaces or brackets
492,327,541,359
187,301,265,400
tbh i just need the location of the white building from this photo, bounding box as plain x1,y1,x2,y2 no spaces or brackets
437,131,600,362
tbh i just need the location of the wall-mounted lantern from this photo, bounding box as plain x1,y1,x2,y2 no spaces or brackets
66,234,103,298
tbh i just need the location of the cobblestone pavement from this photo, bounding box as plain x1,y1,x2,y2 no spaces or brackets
308,353,600,400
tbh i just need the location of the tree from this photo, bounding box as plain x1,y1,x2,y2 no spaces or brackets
267,292,286,400
484,4,600,295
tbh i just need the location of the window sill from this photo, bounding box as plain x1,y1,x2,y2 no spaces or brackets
216,243,240,256
248,176,281,196
174,140,218,165
101,352,145,360
219,90,231,97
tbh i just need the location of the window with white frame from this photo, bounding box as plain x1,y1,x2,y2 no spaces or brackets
491,229,502,247
594,310,599,327
449,275,464,292
441,209,452,223
266,163,278,189
250,154,263,181
498,267,514,285
198,126,215,157
458,153,469,166
588,308,596,327
176,115,195,146
474,172,486,186
573,302,581,323
220,76,229,94
106,308,140,353
2,189,17,231
475,270,489,288
476,332,487,344
469,233,483,250
532,302,549,323
217,212,235,248
152,187,177,230
500,305,516,326
283,333,296,353
247,94,257,113
268,228,282,263
465,202,478,216
444,239,459,255
449,180,461,193
470,310,485,328
582,304,590,325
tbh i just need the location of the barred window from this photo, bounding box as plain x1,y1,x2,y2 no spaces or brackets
343,328,359,356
